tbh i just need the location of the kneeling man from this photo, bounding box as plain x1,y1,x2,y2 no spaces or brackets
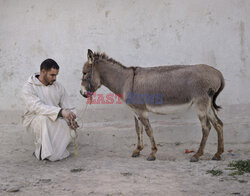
22,59,78,161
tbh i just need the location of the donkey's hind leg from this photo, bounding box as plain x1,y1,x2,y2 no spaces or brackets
191,99,211,162
132,116,144,157
208,107,224,160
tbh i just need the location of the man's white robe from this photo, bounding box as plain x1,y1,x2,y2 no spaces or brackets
22,74,76,161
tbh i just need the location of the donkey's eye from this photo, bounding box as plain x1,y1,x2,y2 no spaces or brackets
83,72,87,75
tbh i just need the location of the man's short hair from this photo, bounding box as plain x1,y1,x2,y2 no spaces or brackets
40,59,60,71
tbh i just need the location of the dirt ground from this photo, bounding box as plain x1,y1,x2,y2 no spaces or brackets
0,106,250,196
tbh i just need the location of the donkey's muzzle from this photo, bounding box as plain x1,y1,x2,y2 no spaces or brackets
80,90,88,98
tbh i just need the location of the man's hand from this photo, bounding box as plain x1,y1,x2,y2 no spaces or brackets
61,109,76,121
68,120,79,130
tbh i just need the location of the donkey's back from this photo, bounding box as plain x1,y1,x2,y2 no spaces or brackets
133,64,224,108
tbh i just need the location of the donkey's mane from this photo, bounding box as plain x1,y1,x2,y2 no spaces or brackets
93,52,126,69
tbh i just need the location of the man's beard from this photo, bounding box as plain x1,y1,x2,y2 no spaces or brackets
44,74,55,85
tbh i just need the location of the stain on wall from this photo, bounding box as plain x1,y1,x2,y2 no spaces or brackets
238,20,249,79
105,10,110,18
240,21,246,64
132,38,140,49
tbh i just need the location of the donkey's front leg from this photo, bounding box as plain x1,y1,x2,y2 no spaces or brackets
139,117,158,161
132,117,144,157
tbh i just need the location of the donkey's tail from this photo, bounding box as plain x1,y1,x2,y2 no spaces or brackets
212,74,225,111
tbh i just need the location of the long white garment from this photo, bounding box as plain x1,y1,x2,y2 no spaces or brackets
22,73,76,161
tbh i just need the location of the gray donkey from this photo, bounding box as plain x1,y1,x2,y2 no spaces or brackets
81,49,225,162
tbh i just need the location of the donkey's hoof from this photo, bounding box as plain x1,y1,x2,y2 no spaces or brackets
132,151,140,157
190,156,199,162
212,155,221,161
147,155,156,161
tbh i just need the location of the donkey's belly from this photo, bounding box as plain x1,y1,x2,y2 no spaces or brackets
146,102,192,115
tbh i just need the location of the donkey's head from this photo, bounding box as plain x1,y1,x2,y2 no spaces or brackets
80,49,101,98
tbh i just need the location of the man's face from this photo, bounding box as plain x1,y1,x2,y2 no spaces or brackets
43,68,59,85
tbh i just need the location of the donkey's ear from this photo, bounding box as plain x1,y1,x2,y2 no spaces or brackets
87,49,94,64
